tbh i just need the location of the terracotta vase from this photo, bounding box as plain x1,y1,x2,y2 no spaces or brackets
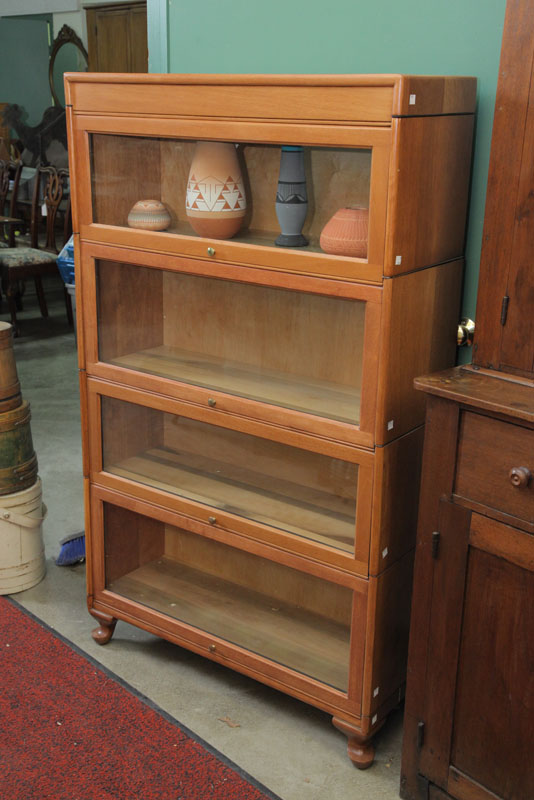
185,142,246,239
319,206,369,258
275,146,308,247
127,199,171,231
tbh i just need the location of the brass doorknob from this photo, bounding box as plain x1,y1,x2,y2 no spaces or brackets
207,246,216,256
457,318,475,347
509,466,531,488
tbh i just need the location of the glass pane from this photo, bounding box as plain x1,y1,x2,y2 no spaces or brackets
97,261,365,425
90,134,372,259
103,502,352,691
101,396,358,553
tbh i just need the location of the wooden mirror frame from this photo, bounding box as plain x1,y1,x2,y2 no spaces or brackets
49,25,89,108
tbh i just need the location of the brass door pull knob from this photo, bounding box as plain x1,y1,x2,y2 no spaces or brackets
509,466,531,488
209,643,217,652
208,398,216,407
207,247,216,256
208,516,217,525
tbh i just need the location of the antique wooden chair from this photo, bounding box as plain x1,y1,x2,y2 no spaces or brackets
0,159,23,248
0,165,72,336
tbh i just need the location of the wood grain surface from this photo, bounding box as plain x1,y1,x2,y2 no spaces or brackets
474,0,534,373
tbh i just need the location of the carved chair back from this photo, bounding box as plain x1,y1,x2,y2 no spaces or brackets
30,165,71,253
0,160,23,246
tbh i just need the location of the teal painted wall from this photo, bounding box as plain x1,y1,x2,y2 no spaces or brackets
150,0,507,335
148,0,168,73
0,16,52,125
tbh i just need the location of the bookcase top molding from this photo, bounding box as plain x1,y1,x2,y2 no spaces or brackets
64,72,477,121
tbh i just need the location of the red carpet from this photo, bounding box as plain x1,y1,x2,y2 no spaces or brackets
0,596,280,800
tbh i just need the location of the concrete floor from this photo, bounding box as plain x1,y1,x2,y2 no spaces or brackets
7,280,404,800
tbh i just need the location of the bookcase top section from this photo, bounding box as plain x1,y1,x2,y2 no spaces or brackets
64,73,476,122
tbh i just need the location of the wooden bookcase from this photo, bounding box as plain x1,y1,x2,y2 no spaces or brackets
65,73,476,766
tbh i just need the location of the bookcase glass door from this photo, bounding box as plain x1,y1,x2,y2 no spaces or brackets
96,260,367,425
102,501,354,691
90,134,372,260
100,395,360,554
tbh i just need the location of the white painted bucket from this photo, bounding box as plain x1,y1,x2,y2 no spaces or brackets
0,478,46,594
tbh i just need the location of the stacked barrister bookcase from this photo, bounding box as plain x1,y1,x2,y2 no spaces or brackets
65,73,476,765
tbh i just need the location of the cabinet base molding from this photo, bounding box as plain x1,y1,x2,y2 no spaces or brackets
332,716,384,769
447,768,503,800
89,608,117,644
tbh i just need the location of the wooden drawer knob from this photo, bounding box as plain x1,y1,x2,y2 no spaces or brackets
509,466,531,488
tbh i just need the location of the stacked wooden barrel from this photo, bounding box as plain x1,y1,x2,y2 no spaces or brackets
0,321,45,594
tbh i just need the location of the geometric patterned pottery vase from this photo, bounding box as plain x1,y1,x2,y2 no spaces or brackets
185,142,246,239
320,206,369,258
275,145,308,247
127,199,171,231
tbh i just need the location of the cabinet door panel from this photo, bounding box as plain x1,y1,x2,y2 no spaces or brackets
421,506,534,800
419,500,471,788
450,545,534,800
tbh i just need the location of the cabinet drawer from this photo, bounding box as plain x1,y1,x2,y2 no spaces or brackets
455,412,534,526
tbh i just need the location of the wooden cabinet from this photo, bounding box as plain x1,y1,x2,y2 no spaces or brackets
401,2,534,797
400,375,534,800
64,73,475,766
86,2,147,73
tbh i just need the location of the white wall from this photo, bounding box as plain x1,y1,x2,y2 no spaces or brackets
53,10,87,48
0,0,77,13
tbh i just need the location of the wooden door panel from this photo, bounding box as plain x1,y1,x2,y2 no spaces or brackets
473,0,534,372
450,544,534,800
95,9,130,73
500,66,534,374
129,6,148,72
86,3,147,73
419,500,472,788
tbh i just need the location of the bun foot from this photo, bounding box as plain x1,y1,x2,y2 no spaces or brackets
89,610,117,645
346,738,375,769
332,716,376,769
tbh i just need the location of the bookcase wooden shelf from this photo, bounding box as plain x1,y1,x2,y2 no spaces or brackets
65,72,476,767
